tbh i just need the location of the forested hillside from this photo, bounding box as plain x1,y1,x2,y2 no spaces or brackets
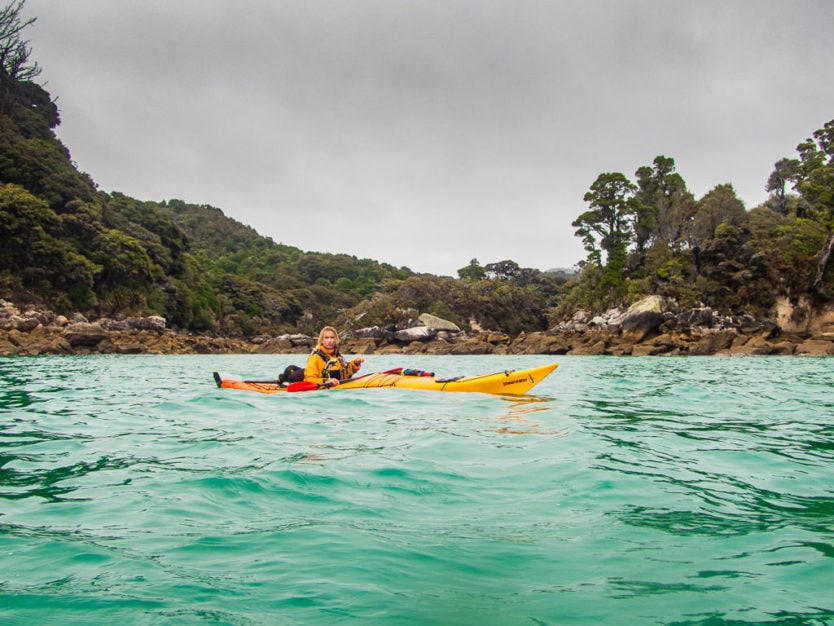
1,1,832,340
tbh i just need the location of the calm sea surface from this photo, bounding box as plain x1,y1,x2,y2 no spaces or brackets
1,354,832,625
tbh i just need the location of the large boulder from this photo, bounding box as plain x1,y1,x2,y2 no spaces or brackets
393,326,437,343
677,307,714,328
344,337,377,354
511,331,572,354
449,337,493,354
795,339,834,356
688,329,737,355
417,313,460,332
62,322,108,347
14,315,41,332
255,333,313,354
255,337,294,353
352,326,387,343
569,339,607,355
729,335,777,355
611,295,667,343
102,315,167,332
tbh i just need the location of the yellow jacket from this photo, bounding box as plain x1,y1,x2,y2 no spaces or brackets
304,345,362,384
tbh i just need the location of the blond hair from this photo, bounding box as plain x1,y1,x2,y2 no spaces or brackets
317,326,340,346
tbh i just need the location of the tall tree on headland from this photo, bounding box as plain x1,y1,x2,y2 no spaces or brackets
572,172,636,298
766,157,801,216
777,119,834,293
633,156,696,250
0,0,39,113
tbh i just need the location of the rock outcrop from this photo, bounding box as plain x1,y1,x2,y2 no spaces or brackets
2,297,833,357
0,301,254,355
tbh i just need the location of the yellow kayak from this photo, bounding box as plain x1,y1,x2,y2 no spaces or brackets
213,362,558,396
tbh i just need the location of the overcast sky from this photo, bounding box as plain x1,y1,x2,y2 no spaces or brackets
23,0,834,276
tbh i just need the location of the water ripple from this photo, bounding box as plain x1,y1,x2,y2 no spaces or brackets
1,354,832,624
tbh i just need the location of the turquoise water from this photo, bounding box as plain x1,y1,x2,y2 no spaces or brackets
1,354,832,625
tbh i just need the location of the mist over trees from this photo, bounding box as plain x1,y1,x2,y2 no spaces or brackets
1,0,832,339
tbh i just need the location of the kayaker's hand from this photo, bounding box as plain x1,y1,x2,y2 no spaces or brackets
354,354,365,366
325,378,339,387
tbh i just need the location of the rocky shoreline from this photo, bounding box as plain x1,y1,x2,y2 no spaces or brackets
2,297,833,357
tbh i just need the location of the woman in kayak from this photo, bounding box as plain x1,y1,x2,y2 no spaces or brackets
304,326,364,387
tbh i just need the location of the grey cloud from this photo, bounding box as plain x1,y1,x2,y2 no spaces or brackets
23,0,834,275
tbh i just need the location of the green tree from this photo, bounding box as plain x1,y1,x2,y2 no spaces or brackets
788,119,834,293
0,181,60,268
457,258,485,281
0,183,99,308
484,259,521,281
686,184,748,252
572,172,636,299
749,206,826,299
94,229,161,288
633,155,696,249
766,157,801,216
104,193,188,275
0,0,39,113
573,172,636,262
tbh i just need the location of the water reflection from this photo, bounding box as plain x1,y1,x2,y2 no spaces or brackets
494,395,568,436
0,452,137,502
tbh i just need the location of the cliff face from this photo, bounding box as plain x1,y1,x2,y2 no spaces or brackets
775,296,834,336
3,297,833,357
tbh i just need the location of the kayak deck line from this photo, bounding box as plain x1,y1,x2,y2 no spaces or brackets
213,362,559,396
